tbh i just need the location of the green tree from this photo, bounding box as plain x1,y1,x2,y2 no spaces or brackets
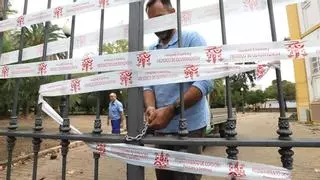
246,90,266,106
264,80,296,101
102,39,128,54
0,1,18,116
209,79,225,108
1,23,65,116
210,70,256,110
228,62,257,109
12,23,64,48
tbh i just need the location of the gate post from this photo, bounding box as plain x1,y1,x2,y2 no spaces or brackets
176,0,188,137
32,0,52,179
6,0,28,179
127,1,145,180
266,0,293,170
59,1,76,179
219,0,238,160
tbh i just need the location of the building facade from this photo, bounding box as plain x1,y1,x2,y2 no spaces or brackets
287,0,320,122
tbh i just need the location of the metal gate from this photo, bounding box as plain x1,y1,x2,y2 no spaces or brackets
0,0,320,180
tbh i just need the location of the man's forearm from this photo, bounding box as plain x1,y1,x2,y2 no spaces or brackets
144,90,156,108
175,86,203,110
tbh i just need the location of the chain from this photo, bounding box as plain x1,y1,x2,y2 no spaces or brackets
125,122,149,142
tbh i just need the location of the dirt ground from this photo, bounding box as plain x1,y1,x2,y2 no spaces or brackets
0,113,320,180
0,114,115,162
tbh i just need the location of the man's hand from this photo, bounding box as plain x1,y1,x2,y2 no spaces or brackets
148,105,175,130
145,106,156,122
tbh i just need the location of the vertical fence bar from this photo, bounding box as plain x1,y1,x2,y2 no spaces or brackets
175,3,189,178
60,1,76,179
127,1,144,180
218,0,238,161
266,0,293,170
176,0,188,137
0,0,8,176
6,1,28,179
0,0,7,56
32,0,52,179
92,7,105,180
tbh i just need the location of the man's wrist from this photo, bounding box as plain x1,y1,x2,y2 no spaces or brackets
170,101,181,116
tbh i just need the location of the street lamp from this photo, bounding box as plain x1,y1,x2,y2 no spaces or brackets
240,87,245,114
62,19,71,38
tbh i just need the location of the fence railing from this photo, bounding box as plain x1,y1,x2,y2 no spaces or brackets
0,0,320,180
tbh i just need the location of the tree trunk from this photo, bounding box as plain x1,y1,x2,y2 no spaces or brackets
0,0,7,20
23,103,30,118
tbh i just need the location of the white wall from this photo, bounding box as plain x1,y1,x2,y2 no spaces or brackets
297,0,320,34
303,31,319,102
264,100,297,108
297,0,320,102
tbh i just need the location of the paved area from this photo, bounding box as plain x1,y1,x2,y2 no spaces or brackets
1,113,320,180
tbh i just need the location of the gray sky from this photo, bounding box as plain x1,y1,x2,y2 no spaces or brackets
9,0,296,90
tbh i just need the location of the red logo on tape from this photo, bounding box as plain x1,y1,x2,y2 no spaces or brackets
82,54,94,72
137,52,151,68
38,63,47,75
1,65,9,78
70,79,81,92
205,46,223,63
154,152,169,169
243,0,258,10
76,35,86,47
120,71,132,86
229,161,246,177
181,11,192,25
256,64,265,79
286,41,308,59
16,16,24,27
96,143,106,155
184,65,199,80
99,0,109,8
123,24,129,36
54,7,63,18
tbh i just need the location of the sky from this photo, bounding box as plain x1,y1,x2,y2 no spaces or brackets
8,0,297,90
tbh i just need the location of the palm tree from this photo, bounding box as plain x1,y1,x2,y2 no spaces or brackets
12,23,65,50
2,22,67,117
0,0,18,116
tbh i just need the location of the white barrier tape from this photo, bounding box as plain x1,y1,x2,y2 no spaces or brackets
0,0,306,65
0,0,143,33
100,144,291,180
1,40,319,79
38,96,291,180
38,64,258,97
0,3,230,65
0,0,305,33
